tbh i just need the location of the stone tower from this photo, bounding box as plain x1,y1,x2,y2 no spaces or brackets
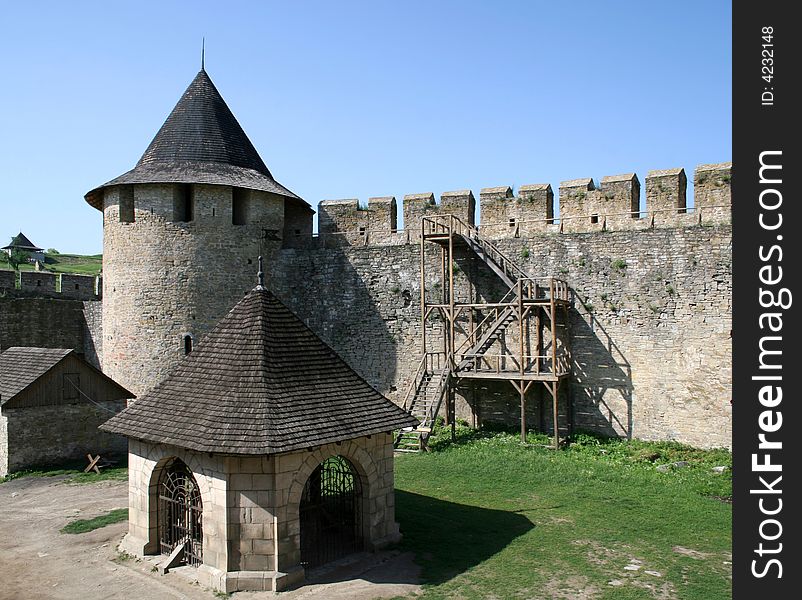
85,68,313,397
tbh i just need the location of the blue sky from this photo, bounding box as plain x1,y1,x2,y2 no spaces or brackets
0,1,731,255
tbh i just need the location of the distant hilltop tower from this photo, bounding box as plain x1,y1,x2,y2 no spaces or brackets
85,68,313,397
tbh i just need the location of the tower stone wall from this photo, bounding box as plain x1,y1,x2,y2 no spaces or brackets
101,182,285,397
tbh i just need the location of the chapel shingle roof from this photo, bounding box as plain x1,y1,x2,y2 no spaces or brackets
84,69,309,212
100,287,418,454
2,232,42,252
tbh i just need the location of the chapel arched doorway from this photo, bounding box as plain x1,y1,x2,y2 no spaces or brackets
157,458,203,566
299,455,364,568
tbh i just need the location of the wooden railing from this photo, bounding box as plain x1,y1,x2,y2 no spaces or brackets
400,351,447,413
422,214,530,285
457,352,571,377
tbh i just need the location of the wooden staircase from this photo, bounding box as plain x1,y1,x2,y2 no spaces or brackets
397,214,572,451
395,355,451,452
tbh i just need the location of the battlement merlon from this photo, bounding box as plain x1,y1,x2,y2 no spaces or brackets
646,168,687,216
559,174,640,232
694,163,732,221
478,185,554,238
317,196,399,246
403,191,474,240
440,191,476,226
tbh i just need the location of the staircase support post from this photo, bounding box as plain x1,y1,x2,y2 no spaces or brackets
450,384,456,442
420,219,426,357
549,380,560,449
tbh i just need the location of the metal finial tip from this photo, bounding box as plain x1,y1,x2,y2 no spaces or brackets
256,256,265,289
201,37,205,71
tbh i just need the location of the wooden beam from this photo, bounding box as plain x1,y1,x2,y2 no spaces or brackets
420,219,426,356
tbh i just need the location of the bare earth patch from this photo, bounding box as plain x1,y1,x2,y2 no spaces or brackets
542,574,599,600
672,546,711,560
0,475,420,600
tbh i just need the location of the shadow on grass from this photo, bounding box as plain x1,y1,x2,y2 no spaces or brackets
396,489,535,585
426,421,552,452
301,490,534,587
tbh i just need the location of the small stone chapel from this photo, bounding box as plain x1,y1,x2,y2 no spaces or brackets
100,272,417,593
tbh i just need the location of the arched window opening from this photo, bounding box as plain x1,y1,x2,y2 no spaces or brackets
299,455,363,569
157,458,203,567
183,334,193,355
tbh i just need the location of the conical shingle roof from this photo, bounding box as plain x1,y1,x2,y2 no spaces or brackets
100,287,417,454
85,70,308,211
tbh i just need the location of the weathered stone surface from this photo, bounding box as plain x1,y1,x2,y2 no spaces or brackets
272,224,732,450
124,432,398,593
0,298,102,368
101,182,284,397
1,401,126,475
5,164,732,450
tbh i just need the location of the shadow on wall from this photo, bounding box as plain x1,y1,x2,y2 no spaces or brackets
0,298,102,369
271,246,401,396
569,302,633,439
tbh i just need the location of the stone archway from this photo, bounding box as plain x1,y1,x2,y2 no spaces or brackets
299,455,364,569
157,458,203,567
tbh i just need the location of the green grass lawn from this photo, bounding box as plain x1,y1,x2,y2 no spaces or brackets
0,252,102,276
394,427,732,600
0,430,731,598
61,508,128,534
0,464,127,485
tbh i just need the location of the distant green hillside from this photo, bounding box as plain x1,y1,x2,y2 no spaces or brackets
0,252,102,276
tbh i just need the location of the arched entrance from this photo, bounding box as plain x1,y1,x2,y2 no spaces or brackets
299,455,364,568
157,458,203,567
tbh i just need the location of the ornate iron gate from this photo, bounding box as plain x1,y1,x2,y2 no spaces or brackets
158,459,203,567
300,455,363,568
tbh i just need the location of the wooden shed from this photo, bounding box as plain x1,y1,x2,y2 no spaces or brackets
0,347,134,476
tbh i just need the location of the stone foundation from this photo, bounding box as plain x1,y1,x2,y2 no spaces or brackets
124,432,399,593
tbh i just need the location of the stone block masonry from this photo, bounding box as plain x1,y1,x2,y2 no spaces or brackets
272,221,732,449
0,298,102,369
0,270,16,289
101,182,286,397
1,401,127,475
124,432,398,593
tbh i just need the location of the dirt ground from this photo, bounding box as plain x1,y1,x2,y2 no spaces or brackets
0,475,420,600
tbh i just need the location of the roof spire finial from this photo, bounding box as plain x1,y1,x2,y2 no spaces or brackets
256,256,265,290
201,37,205,71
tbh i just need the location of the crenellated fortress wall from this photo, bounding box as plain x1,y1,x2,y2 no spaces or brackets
0,271,103,367
3,161,732,448
315,162,731,243
0,271,101,300
273,161,732,448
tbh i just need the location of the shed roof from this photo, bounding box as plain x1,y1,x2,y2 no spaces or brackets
2,232,42,252
100,287,418,455
0,347,134,406
84,69,309,212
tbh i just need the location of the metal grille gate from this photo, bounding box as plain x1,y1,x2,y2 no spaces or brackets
300,455,363,569
158,459,203,567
